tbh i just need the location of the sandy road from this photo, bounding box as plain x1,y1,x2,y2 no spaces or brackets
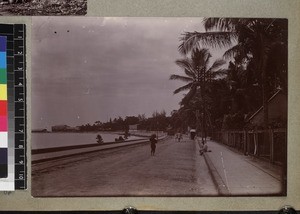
32,137,217,196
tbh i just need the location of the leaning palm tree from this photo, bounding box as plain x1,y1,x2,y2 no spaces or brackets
179,18,287,133
170,48,226,105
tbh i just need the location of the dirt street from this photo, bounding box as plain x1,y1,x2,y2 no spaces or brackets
32,137,218,196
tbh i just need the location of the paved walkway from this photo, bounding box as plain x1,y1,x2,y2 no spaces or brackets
203,140,283,195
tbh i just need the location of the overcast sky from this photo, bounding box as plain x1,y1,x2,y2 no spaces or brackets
32,17,224,129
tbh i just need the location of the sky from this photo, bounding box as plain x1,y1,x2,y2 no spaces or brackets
31,17,225,129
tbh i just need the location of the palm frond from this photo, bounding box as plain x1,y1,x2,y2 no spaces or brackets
204,51,211,69
175,59,196,78
191,48,211,68
209,68,228,79
198,69,227,83
173,82,193,94
208,59,226,72
179,31,237,55
170,74,193,83
203,18,236,32
183,69,195,79
179,86,197,105
223,43,246,60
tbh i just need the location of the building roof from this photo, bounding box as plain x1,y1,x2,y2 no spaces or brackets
247,89,283,122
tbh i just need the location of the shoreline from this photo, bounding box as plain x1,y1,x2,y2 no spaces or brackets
32,132,168,155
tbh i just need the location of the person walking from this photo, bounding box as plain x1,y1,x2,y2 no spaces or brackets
150,134,157,156
178,133,182,142
175,133,178,142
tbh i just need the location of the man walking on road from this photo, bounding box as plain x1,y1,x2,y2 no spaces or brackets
150,134,157,156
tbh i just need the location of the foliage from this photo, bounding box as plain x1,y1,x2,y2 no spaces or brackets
170,48,226,105
222,112,245,130
77,111,170,133
175,18,287,131
96,134,103,144
2,0,87,15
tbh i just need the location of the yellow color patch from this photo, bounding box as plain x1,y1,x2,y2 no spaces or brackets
0,84,7,100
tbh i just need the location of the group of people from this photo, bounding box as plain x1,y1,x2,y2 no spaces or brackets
175,132,183,142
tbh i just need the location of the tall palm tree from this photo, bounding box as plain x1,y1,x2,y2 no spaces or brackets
179,18,287,132
170,48,226,139
170,48,226,105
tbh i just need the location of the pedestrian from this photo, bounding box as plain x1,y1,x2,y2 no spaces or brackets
199,140,207,155
150,134,157,156
178,132,182,142
195,134,211,155
190,129,196,140
175,133,178,142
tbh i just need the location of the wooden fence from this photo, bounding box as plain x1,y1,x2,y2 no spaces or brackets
212,128,287,165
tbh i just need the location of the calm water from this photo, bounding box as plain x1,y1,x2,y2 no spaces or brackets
31,132,147,150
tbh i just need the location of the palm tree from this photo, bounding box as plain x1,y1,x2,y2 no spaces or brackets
170,48,226,139
170,48,226,105
185,91,213,134
179,18,287,132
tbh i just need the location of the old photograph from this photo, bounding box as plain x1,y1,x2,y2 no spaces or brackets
0,0,86,15
31,17,287,197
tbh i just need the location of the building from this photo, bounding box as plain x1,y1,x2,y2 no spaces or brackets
214,90,287,164
247,89,287,128
129,124,138,131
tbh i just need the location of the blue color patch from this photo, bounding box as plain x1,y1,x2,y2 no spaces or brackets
0,52,7,69
0,37,6,52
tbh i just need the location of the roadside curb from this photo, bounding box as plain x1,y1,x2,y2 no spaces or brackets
203,152,230,195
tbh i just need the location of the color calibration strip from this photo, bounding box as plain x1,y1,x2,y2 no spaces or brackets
0,25,14,191
0,36,8,179
0,24,26,190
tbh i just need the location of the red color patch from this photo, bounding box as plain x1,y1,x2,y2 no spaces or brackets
0,101,7,116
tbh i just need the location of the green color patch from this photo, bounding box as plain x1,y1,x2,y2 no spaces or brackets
0,68,7,84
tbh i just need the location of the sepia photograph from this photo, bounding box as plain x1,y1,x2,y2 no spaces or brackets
0,0,86,16
31,17,287,197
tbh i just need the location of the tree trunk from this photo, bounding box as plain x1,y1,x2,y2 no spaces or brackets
260,35,270,151
262,58,268,130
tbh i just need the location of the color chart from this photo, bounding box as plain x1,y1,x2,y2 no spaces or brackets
0,24,26,191
0,36,8,179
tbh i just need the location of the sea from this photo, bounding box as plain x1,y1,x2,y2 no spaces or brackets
31,132,148,150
